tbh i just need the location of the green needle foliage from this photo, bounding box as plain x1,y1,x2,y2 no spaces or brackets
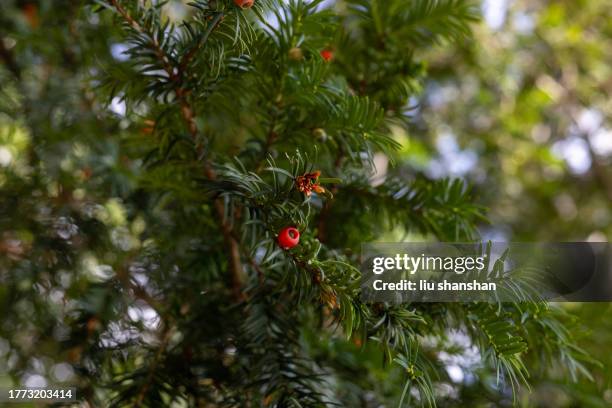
0,0,597,406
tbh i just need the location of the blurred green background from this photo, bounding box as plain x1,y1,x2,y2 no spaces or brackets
407,0,612,404
0,0,610,406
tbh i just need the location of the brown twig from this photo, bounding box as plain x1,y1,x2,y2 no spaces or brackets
110,1,245,301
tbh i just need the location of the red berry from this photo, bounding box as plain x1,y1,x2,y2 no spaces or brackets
234,0,254,9
320,49,333,62
278,227,300,249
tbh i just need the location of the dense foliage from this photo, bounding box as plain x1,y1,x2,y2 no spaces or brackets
0,1,606,406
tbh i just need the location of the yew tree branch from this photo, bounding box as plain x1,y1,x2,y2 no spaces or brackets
109,1,245,301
